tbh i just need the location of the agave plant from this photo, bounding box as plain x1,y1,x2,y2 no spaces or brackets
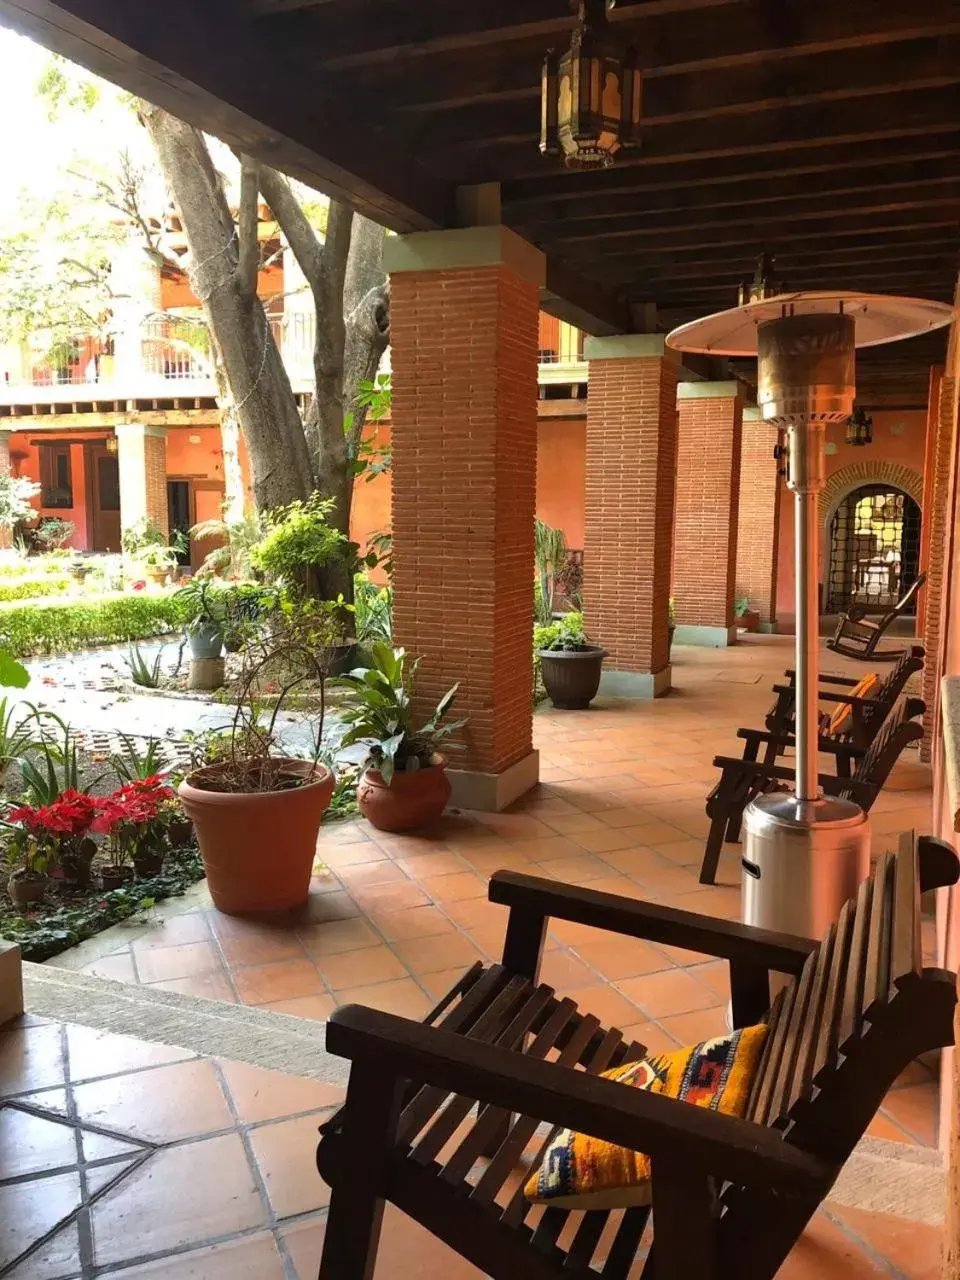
338,642,467,785
111,734,172,784
125,644,164,688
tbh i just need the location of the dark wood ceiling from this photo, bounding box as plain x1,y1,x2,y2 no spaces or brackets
1,0,956,393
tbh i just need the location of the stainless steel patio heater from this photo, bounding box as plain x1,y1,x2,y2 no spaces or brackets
667,288,954,940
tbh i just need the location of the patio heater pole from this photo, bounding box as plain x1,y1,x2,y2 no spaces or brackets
790,419,824,802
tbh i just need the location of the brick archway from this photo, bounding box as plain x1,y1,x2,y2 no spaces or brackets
818,461,923,522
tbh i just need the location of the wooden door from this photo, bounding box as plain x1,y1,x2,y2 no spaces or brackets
86,443,121,552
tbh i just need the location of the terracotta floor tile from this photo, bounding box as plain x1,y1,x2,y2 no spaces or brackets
233,958,327,1006
0,1105,78,1177
507,835,591,862
568,825,649,855
539,812,609,835
319,840,389,868
564,984,648,1031
338,860,408,889
317,944,409,990
351,880,430,912
464,924,508,958
293,890,362,924
538,949,600,990
536,853,620,883
90,1134,265,1268
0,1024,66,1098
877,1081,937,1146
866,1111,916,1144
130,912,212,949
392,931,485,975
418,870,487,903
777,1209,887,1279
86,951,138,983
571,935,673,981
441,897,506,931
74,1057,232,1142
146,972,238,1002
298,916,383,956
0,1171,82,1276
371,903,457,941
132,940,224,985
104,1232,287,1278
216,1058,343,1124
418,967,473,999
658,1005,730,1046
215,930,307,969
617,967,722,1020
395,851,467,879
618,1020,682,1058
827,1204,942,1280
335,978,432,1021
474,812,556,839
249,1112,333,1216
257,993,337,1021
66,1025,193,1082
596,846,669,877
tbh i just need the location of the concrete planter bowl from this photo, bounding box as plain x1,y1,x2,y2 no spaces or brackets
179,758,335,914
189,622,224,661
537,645,607,710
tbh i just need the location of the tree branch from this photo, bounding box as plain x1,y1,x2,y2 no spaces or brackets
257,165,322,285
237,154,261,299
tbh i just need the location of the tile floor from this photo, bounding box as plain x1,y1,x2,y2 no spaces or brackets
0,1015,944,1278
80,635,939,1149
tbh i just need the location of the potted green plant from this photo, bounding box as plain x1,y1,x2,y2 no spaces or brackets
177,604,337,913
2,807,53,905
535,612,607,710
339,642,467,833
735,595,760,633
122,518,185,586
92,776,176,879
173,577,228,659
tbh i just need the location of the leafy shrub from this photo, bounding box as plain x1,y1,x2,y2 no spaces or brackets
35,517,75,551
0,576,73,603
534,610,587,653
251,493,348,595
0,594,180,657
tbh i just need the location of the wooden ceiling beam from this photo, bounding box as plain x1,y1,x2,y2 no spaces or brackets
622,248,960,287
0,0,450,233
475,89,960,185
540,260,634,337
507,155,960,224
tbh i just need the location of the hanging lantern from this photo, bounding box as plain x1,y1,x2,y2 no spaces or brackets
540,0,642,169
846,406,873,447
105,435,119,456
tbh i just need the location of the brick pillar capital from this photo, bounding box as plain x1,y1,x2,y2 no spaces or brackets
384,224,545,287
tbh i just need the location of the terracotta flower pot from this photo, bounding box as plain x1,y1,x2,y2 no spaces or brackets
59,846,95,889
101,865,134,891
178,758,335,914
357,762,451,833
7,873,46,906
133,851,165,878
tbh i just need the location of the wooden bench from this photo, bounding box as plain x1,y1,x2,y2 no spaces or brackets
757,644,924,763
700,696,924,886
316,834,957,1280
828,573,925,662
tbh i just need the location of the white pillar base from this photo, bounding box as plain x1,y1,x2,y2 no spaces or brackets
598,667,672,699
0,941,24,1026
447,750,540,813
673,624,738,647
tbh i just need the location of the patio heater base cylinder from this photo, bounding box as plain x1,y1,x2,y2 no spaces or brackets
742,792,870,942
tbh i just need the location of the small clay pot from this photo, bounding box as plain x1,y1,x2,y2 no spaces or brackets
133,851,165,878
7,873,46,906
145,567,168,587
357,762,451,833
101,865,134,891
179,758,334,915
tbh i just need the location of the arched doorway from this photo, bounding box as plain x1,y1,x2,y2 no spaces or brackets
826,485,921,615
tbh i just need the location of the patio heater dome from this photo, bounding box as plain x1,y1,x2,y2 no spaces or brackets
667,289,955,944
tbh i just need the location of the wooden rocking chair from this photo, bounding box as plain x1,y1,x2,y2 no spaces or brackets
828,572,925,662
759,645,924,760
700,696,924,885
316,834,957,1280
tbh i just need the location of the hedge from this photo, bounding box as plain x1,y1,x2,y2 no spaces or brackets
0,593,181,657
0,576,73,604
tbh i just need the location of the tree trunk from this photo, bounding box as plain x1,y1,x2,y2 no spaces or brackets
139,105,314,511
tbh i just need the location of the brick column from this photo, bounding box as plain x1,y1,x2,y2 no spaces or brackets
583,335,679,697
673,382,743,646
115,422,168,536
386,226,541,811
735,406,782,632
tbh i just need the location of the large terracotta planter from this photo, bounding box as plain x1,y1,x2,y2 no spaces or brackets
537,645,607,709
357,762,451,833
179,758,334,914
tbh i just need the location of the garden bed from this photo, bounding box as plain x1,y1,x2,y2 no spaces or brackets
0,592,180,656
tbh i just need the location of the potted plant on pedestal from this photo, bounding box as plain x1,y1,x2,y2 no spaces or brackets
122,518,185,587
535,612,607,710
177,603,337,914
339,642,467,833
173,577,228,659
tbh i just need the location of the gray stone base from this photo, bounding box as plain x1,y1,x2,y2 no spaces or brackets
0,941,23,1026
673,624,738,647
598,667,672,699
758,621,778,634
447,750,540,813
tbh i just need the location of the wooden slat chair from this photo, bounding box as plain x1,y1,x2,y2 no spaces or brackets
316,835,957,1280
756,644,924,764
699,695,924,886
827,572,926,662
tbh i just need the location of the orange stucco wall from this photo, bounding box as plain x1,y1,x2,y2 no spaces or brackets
774,410,929,629
537,417,586,549
8,433,90,549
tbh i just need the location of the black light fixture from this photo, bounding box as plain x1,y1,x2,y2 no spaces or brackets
846,406,873,447
540,0,642,169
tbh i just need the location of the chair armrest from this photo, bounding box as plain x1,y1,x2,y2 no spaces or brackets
327,1005,835,1197
713,755,799,782
783,670,859,687
845,605,871,623
735,728,864,759
488,871,816,974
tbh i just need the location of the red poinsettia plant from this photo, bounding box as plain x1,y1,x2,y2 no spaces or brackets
4,789,103,883
90,775,176,871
